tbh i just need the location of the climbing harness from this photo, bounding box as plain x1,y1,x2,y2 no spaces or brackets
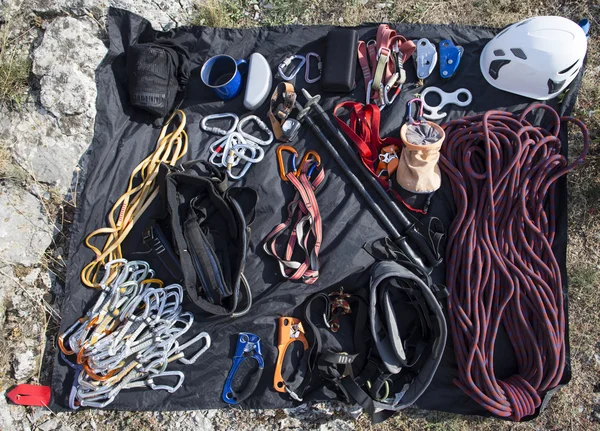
274,317,309,400
81,110,188,289
304,52,322,83
420,86,472,120
205,113,273,180
438,39,463,78
263,146,325,284
412,38,437,80
357,24,415,109
61,259,211,409
268,82,302,142
440,104,590,420
163,160,257,317
278,55,306,81
222,333,264,405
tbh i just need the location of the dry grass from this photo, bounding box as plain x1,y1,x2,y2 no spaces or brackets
190,0,600,429
0,17,31,108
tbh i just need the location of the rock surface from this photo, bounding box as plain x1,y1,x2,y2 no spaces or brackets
0,184,53,266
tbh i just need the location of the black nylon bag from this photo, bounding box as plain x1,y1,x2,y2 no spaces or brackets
164,160,257,315
126,40,190,117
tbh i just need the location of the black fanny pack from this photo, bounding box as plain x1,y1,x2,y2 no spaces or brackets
163,160,257,316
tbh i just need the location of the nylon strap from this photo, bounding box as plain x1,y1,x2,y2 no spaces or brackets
263,162,325,284
268,82,296,141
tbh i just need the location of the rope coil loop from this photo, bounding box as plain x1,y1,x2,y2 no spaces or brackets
440,103,589,420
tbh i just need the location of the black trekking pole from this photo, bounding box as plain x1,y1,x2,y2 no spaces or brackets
300,89,442,268
294,100,428,271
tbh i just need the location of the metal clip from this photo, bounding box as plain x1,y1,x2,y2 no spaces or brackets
201,113,240,136
412,38,437,80
222,333,264,405
274,317,308,396
439,39,464,79
366,79,386,109
305,52,322,84
278,55,306,81
237,115,274,146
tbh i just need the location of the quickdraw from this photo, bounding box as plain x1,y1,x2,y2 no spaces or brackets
278,55,306,81
60,259,211,409
357,24,415,109
222,333,264,405
205,113,273,180
274,317,309,400
263,145,325,284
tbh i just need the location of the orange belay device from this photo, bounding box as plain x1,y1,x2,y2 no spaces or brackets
274,316,309,395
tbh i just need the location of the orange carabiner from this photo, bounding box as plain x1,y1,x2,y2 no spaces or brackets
298,150,321,175
276,145,299,182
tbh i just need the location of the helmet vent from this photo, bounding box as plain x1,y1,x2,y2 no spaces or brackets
558,60,579,75
489,59,511,80
547,79,566,95
493,49,505,56
510,48,527,59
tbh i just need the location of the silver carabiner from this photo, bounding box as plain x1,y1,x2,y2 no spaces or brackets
146,370,185,393
278,55,306,81
305,52,322,84
237,115,274,146
177,332,211,365
201,113,240,136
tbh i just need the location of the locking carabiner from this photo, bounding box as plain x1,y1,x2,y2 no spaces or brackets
304,52,322,84
200,113,240,136
278,55,306,81
222,333,264,405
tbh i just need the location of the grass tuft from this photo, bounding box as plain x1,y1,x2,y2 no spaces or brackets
0,144,28,183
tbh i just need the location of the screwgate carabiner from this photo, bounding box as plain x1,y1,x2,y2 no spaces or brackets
222,333,264,405
237,115,274,146
278,55,306,81
304,52,322,84
201,113,240,136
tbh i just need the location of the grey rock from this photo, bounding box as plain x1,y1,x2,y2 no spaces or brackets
318,419,355,431
22,267,41,285
33,17,106,119
0,394,15,431
12,349,35,381
0,184,53,266
38,418,59,431
26,0,194,30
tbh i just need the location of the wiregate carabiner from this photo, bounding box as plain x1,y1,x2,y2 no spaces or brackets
304,52,322,84
222,333,264,405
276,145,299,182
278,55,306,81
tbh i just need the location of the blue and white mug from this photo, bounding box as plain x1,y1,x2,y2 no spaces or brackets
201,55,248,100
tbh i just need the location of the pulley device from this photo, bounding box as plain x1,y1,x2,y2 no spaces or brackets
222,333,265,405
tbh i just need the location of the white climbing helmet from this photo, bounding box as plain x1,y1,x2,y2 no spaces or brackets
480,16,588,100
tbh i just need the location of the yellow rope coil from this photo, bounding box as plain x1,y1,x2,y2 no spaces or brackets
81,110,188,288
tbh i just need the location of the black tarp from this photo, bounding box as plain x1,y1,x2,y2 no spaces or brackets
52,7,582,418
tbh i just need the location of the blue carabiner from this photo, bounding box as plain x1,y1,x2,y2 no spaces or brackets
222,333,264,405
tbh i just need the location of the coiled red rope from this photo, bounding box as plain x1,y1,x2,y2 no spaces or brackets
439,104,589,420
